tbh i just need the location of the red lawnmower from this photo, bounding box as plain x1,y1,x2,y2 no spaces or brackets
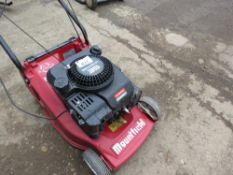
0,0,160,174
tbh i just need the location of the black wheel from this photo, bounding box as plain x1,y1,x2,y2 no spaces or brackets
86,0,97,10
82,149,111,175
138,96,161,121
74,0,86,4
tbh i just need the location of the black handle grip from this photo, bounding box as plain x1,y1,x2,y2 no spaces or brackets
0,35,23,72
57,0,89,45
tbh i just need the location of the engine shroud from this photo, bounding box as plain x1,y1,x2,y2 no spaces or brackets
47,46,140,138
69,55,114,91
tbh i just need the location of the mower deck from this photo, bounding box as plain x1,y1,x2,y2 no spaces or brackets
23,37,155,170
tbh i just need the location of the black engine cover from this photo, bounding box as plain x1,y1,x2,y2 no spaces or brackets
47,46,139,138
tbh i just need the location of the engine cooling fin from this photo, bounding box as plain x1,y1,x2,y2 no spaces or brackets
69,55,114,91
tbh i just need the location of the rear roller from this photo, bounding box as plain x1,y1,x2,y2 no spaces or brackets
82,149,111,175
138,96,161,121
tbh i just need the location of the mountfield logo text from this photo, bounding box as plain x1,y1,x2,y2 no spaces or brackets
112,118,146,155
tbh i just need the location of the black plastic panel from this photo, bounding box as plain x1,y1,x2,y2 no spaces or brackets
47,46,137,138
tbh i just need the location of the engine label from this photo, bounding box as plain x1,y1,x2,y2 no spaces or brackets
114,88,127,102
112,118,146,155
87,64,101,75
75,56,93,68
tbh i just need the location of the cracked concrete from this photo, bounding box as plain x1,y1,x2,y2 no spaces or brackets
0,0,233,175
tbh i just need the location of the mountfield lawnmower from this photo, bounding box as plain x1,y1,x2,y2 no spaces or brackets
0,0,160,174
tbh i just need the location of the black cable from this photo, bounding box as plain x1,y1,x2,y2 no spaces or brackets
67,0,88,40
0,1,84,120
58,0,89,45
2,14,44,49
2,13,62,62
0,77,67,120
66,12,85,48
0,0,7,18
0,1,73,120
68,14,81,38
66,0,80,37
1,1,88,64
1,13,68,68
65,0,85,47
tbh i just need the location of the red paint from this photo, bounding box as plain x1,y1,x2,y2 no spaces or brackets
23,38,156,171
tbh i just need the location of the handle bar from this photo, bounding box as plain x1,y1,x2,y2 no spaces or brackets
58,0,90,45
0,35,23,72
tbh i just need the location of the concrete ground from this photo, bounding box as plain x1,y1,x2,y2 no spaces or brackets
0,0,233,174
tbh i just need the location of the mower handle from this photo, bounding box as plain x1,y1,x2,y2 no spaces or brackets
0,35,24,72
57,0,90,45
